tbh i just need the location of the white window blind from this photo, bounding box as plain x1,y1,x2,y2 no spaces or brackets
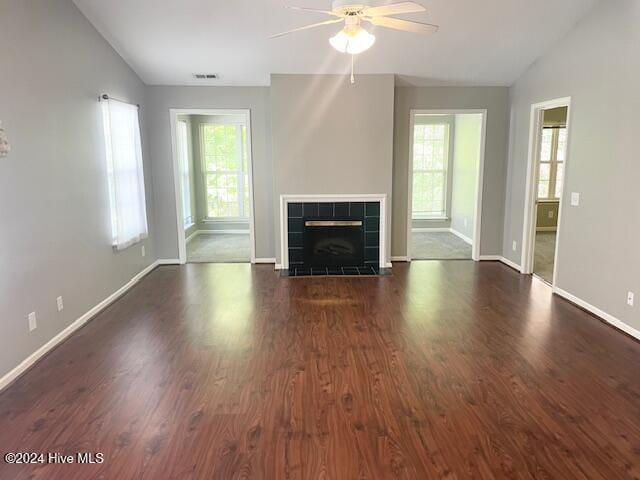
101,98,148,250
177,121,193,226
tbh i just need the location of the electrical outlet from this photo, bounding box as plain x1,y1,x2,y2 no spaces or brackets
512,241,517,251
628,292,635,307
28,312,37,331
548,210,554,219
141,245,146,257
56,296,64,312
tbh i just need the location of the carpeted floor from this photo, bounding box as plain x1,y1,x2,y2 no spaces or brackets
411,231,472,260
533,231,556,284
186,233,250,263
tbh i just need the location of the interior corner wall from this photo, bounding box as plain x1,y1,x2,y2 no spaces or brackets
450,114,483,241
0,0,156,379
176,114,197,238
270,74,396,265
392,86,510,258
145,87,274,260
502,0,640,332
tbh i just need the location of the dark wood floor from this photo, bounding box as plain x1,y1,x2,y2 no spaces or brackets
1,261,639,479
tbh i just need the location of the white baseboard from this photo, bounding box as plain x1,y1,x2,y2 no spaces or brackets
553,287,640,341
0,260,160,392
478,255,523,273
497,256,522,272
275,264,283,270
199,229,250,235
412,227,450,233
185,230,199,243
254,258,276,264
157,258,180,265
449,228,473,245
384,262,393,268
391,256,408,262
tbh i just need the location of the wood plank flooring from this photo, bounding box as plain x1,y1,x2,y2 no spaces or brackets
0,261,638,479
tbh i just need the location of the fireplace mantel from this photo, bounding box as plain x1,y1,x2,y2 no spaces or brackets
278,194,388,269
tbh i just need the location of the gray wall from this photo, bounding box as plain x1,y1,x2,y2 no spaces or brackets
0,0,156,379
392,87,510,257
450,114,483,240
145,87,274,259
502,0,640,330
536,202,559,230
270,74,395,264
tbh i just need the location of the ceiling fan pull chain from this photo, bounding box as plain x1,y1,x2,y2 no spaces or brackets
351,54,355,84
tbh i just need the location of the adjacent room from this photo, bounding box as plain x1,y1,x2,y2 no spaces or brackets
532,106,568,284
408,112,483,260
1,0,639,478
175,112,253,263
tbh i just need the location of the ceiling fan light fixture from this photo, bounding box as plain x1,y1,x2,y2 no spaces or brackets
329,25,375,54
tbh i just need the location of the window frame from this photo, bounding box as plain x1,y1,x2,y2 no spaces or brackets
199,119,250,221
537,126,566,201
411,119,453,220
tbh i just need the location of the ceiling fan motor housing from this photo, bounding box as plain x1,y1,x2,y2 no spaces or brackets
331,0,372,15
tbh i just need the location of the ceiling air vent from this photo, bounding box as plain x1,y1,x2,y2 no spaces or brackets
193,74,218,80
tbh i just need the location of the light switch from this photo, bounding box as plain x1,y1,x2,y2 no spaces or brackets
570,192,580,206
28,312,37,331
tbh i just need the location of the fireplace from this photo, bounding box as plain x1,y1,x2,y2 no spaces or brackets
282,197,387,276
303,218,364,268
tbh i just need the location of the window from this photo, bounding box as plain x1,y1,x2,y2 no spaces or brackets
412,123,450,218
177,121,193,226
101,98,148,250
538,127,567,200
200,122,249,219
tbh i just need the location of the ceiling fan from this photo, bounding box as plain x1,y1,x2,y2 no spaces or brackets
270,1,439,55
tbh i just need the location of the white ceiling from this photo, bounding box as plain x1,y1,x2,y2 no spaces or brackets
72,0,598,87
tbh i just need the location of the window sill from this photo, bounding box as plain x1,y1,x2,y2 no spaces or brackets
184,222,196,230
536,199,560,204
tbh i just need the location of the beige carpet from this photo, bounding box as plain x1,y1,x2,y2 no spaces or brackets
187,233,250,263
411,231,472,260
533,231,556,284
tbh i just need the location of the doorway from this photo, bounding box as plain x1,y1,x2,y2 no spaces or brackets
521,98,571,285
406,110,486,261
170,109,256,264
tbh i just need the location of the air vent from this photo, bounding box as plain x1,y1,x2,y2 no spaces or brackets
193,74,218,80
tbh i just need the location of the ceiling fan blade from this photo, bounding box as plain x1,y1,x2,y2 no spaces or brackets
269,18,343,38
362,2,426,17
285,5,342,17
367,16,438,35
